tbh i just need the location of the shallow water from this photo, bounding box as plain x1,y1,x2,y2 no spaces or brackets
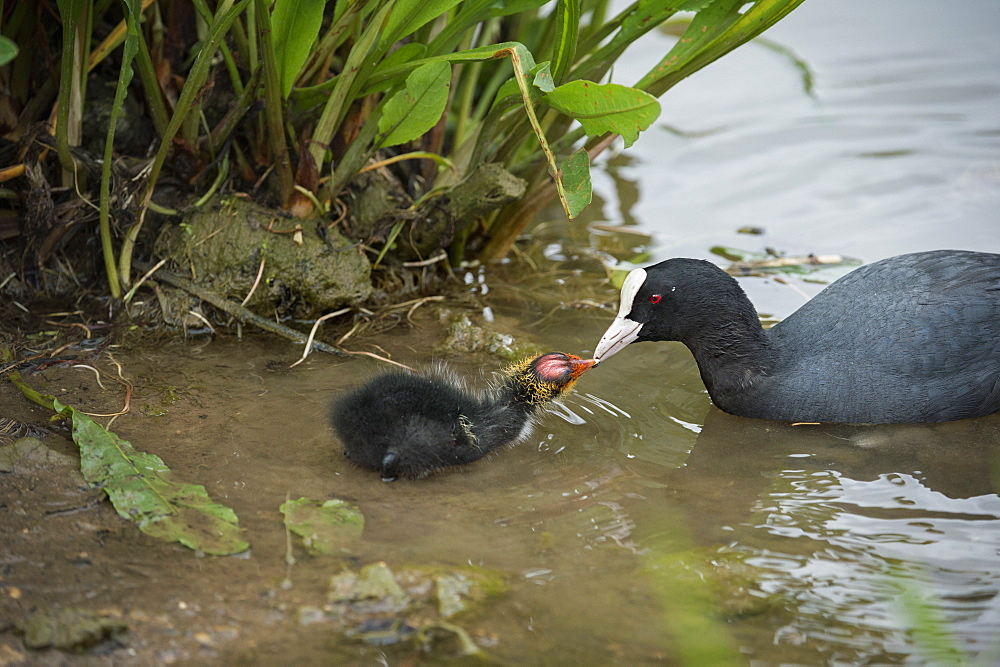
3,317,998,663
3,0,1000,663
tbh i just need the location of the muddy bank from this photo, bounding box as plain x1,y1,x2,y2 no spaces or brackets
0,299,608,663
156,196,372,322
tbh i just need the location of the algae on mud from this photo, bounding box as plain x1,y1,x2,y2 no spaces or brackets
320,561,507,656
157,196,372,320
280,497,365,556
16,608,128,653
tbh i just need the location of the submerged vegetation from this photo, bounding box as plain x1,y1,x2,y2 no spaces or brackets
2,0,806,326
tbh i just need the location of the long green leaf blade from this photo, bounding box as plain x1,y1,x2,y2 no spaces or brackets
550,0,580,85
270,0,328,98
426,0,548,55
637,0,808,97
379,0,464,51
98,0,143,298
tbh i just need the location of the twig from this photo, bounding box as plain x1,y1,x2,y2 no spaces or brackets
402,252,448,267
74,364,106,390
281,491,295,590
773,276,812,301
405,296,444,325
327,197,348,229
342,350,414,372
124,257,168,304
132,260,349,356
289,308,350,368
240,256,267,306
185,310,216,333
336,319,363,347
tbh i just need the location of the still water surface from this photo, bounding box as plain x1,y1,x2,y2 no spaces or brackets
5,0,999,663
551,0,1000,661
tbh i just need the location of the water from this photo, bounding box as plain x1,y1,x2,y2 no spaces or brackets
3,0,1000,663
588,0,1000,316
492,0,1000,660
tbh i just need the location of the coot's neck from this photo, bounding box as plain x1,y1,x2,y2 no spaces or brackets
681,299,774,411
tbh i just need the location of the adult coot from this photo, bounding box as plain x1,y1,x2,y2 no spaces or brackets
331,352,595,480
593,250,1000,424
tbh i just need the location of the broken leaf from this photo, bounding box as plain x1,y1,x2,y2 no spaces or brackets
54,398,249,556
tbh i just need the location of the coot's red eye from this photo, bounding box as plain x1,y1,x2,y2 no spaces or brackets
649,294,662,304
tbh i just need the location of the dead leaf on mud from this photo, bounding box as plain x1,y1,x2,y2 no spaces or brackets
55,398,250,556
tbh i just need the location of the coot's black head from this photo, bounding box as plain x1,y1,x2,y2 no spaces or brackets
593,258,753,362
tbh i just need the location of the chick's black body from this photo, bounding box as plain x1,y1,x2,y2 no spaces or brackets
330,352,593,480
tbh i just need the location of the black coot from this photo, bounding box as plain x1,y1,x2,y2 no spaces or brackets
331,352,595,480
593,250,1000,424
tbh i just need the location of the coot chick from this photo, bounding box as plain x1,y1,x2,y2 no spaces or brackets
330,352,595,480
593,250,1000,424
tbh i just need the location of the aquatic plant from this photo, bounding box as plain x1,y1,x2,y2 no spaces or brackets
1,0,806,300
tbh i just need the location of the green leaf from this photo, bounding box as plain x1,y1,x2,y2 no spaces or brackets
558,148,592,219
544,81,661,148
280,497,365,556
531,62,555,93
550,0,579,85
270,0,328,98
373,42,428,79
0,36,18,66
636,0,808,97
380,0,464,51
98,0,143,297
426,0,549,55
377,61,451,148
573,3,682,83
53,399,249,556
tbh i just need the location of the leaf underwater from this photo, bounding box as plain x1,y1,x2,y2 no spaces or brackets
53,399,249,556
281,497,365,556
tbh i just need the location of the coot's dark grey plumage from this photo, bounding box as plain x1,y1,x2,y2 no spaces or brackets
594,250,1000,424
331,352,594,480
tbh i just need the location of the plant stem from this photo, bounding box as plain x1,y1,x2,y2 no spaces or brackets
254,0,294,205
118,0,252,288
55,0,90,179
6,369,56,412
307,1,392,172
